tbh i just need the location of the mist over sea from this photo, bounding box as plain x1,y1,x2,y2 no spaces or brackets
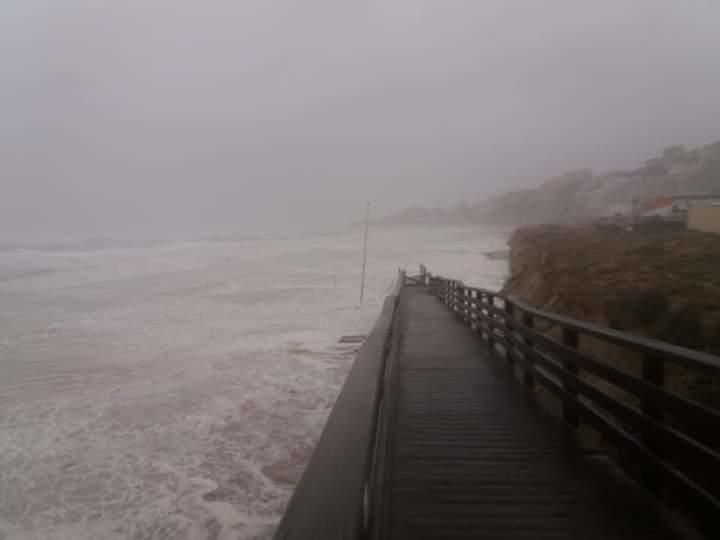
0,227,507,540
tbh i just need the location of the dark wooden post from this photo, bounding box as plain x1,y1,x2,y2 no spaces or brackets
479,293,488,342
462,286,468,321
641,354,665,493
561,327,580,428
458,284,464,318
642,355,665,421
465,288,471,325
470,290,477,332
457,285,462,318
504,300,515,366
486,294,495,353
522,313,535,388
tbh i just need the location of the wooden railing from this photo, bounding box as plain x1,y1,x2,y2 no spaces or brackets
274,273,405,540
419,265,720,534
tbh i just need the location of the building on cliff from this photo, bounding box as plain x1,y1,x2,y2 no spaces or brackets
639,193,720,224
641,196,677,218
688,203,720,234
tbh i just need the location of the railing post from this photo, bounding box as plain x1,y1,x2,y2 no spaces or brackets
504,300,515,366
642,355,665,420
522,313,535,388
486,294,495,353
561,328,580,428
457,283,463,318
470,289,477,332
478,292,488,343
464,288,471,325
641,354,665,493
453,281,460,314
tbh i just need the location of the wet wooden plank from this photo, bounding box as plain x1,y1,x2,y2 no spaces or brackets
379,287,692,540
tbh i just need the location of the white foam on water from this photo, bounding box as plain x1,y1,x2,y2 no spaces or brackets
0,227,509,540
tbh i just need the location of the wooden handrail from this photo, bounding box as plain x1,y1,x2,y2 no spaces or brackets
422,266,720,535
431,275,720,373
274,290,401,540
510,296,720,374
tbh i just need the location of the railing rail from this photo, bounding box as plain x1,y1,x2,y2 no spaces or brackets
273,271,405,540
420,266,720,535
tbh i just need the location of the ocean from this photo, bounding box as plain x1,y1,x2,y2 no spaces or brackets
0,227,508,540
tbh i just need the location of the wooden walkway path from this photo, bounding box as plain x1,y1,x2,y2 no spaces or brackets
376,285,688,539
275,270,720,540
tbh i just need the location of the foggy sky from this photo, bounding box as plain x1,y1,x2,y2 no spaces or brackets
3,0,720,238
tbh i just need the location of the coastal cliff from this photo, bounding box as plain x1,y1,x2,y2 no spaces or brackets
501,225,720,405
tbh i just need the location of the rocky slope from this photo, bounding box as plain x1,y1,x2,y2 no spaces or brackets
502,224,720,406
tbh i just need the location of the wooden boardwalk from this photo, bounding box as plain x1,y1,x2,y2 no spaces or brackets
376,285,688,539
275,270,720,540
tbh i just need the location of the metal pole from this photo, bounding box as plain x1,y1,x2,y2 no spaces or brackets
360,202,370,304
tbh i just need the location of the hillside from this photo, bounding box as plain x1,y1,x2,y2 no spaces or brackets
502,224,720,406
379,141,720,227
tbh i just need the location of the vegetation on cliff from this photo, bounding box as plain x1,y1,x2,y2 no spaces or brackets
502,224,720,406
